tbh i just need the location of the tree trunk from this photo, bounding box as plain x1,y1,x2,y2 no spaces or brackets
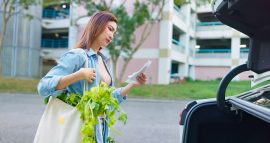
118,57,131,83
112,58,119,87
118,23,154,83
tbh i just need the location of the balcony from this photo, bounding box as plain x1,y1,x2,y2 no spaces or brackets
197,21,224,26
172,39,185,53
197,4,212,13
196,21,233,39
195,48,250,59
41,39,68,48
195,48,231,58
43,9,70,19
173,5,186,21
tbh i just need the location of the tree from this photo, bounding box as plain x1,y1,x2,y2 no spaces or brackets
174,0,189,6
174,0,212,6
0,0,39,74
75,0,166,85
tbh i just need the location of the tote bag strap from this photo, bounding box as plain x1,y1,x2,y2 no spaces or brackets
71,48,89,93
81,50,89,94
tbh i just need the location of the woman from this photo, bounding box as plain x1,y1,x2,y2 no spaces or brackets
38,11,147,142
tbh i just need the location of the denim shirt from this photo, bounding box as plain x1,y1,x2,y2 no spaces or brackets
37,48,126,143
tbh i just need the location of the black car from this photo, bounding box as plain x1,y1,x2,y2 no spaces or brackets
179,0,270,143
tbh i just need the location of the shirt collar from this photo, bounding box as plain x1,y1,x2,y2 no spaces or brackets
85,48,107,61
85,48,96,57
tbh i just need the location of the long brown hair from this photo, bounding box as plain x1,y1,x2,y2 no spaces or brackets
76,11,118,49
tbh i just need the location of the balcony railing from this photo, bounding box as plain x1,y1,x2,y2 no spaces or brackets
240,48,249,53
172,39,185,53
196,48,231,53
197,21,224,26
196,48,249,53
195,48,249,59
195,48,230,58
173,4,186,21
43,9,70,19
41,39,68,48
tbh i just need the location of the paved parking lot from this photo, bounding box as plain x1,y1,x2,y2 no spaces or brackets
0,93,188,143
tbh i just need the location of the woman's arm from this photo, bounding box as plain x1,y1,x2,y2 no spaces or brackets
120,73,147,96
111,73,147,103
38,49,95,96
56,68,96,90
120,83,136,96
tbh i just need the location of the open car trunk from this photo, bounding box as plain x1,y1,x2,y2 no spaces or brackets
183,101,270,143
181,0,270,142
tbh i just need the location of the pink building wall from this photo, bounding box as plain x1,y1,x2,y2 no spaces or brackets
195,66,253,80
116,23,161,83
238,71,253,80
195,66,230,80
124,0,134,14
133,23,160,49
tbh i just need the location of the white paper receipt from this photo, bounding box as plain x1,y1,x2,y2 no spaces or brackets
125,60,152,83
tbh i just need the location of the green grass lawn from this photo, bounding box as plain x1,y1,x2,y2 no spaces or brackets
128,80,254,100
0,76,39,93
0,76,265,100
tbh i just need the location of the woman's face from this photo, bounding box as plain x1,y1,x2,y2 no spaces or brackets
96,21,117,48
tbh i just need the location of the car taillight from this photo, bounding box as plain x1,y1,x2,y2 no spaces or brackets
179,110,184,125
180,101,196,125
179,111,182,125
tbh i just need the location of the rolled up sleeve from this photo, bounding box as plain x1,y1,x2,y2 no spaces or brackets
37,75,65,97
112,88,127,104
37,50,85,97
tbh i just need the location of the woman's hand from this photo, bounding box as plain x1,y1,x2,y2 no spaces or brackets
120,73,147,96
56,68,96,90
132,73,147,87
78,68,96,83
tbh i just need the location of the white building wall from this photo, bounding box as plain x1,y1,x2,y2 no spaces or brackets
68,3,79,49
158,0,173,84
231,31,241,67
183,4,191,78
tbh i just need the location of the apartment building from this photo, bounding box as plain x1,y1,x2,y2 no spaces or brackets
30,0,251,83
195,4,250,80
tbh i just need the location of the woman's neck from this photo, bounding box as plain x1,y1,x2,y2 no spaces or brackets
89,42,100,53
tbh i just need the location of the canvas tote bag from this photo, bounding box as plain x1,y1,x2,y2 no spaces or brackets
34,49,89,143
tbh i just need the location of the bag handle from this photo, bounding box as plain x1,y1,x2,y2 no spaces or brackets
82,50,89,94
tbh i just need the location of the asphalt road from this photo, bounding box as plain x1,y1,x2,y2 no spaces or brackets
0,93,188,143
